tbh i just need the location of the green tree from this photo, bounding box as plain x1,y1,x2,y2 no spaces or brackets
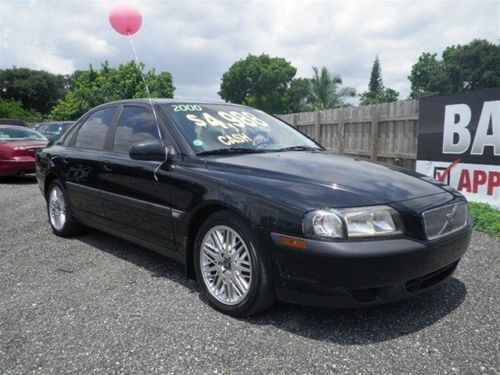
409,52,448,98
359,56,399,105
0,98,41,121
219,54,297,114
62,70,85,92
308,66,356,110
284,78,314,113
382,88,399,103
50,61,175,120
367,56,384,99
0,67,66,115
409,39,500,98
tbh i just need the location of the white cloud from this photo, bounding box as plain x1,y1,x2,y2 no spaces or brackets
1,0,498,100
66,31,118,57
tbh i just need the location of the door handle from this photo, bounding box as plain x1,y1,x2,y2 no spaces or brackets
101,160,113,172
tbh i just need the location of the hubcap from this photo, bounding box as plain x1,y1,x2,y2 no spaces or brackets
48,186,67,231
200,225,252,306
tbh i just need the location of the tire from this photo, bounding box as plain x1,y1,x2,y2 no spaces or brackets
194,210,275,317
46,180,82,237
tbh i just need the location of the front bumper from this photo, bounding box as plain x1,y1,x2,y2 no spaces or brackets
270,227,471,308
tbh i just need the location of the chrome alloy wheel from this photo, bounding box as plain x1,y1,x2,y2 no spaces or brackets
200,225,252,305
48,186,67,231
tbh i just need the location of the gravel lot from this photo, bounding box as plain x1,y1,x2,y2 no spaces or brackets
0,176,499,374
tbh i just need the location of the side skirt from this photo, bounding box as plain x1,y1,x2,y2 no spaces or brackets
74,212,185,265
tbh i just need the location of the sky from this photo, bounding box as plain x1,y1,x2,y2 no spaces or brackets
0,0,499,102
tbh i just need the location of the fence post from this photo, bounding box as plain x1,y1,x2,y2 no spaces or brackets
370,106,380,161
338,109,345,154
314,111,321,143
292,113,298,128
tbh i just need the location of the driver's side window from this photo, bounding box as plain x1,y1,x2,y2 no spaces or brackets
112,106,160,154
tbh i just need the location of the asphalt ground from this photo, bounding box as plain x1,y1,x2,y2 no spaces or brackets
0,175,499,374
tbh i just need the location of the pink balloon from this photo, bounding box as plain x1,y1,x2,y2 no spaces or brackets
109,3,142,36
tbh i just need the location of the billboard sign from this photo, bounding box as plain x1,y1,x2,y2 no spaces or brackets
416,88,499,208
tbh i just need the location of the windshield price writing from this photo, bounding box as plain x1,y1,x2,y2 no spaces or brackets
185,111,269,131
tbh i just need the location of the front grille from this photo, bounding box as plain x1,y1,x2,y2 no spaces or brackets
422,202,468,240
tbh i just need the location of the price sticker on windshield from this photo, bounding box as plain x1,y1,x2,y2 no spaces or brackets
185,110,269,130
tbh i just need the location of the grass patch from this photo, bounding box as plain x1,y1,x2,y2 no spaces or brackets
469,202,500,236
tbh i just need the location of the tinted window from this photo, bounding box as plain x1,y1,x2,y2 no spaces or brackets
74,107,115,150
113,106,160,153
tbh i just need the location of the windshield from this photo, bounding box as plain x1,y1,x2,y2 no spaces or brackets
0,127,47,141
162,103,320,154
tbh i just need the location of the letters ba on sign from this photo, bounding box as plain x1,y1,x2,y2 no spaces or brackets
416,88,500,208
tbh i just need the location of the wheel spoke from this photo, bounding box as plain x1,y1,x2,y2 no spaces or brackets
225,230,233,256
225,279,233,301
214,273,223,291
233,263,249,273
238,259,250,267
230,274,245,296
203,246,218,262
210,231,223,252
204,241,218,253
231,242,245,260
223,229,228,248
229,231,236,253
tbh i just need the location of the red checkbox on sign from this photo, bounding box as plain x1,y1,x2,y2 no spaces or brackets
434,167,449,184
433,159,461,185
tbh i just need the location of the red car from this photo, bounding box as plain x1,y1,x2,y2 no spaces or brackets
0,125,48,177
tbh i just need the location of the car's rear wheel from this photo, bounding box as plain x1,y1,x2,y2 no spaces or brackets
194,211,275,317
47,180,81,237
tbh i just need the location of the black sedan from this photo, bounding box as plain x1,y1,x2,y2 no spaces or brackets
36,99,471,316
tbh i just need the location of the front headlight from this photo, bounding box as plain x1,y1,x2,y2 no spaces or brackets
303,205,403,239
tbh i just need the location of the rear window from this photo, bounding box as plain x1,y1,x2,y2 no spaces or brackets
0,127,47,141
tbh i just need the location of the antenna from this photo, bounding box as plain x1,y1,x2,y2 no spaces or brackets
126,33,166,181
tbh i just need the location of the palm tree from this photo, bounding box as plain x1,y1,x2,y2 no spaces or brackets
309,66,356,110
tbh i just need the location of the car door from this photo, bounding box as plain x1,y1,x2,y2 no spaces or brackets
98,105,177,251
62,106,117,219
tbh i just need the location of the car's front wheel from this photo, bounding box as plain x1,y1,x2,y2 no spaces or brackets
194,211,275,317
46,180,81,237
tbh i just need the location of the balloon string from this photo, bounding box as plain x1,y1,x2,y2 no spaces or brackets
127,33,166,182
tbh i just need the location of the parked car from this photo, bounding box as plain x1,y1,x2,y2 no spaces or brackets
34,121,73,141
0,118,29,127
36,99,472,316
0,125,48,176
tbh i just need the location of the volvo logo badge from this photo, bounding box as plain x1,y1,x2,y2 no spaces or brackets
439,204,458,235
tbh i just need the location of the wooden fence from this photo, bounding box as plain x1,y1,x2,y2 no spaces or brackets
278,100,419,170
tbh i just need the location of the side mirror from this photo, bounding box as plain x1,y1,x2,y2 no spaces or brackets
129,140,167,162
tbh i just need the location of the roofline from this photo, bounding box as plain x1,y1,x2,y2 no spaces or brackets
96,98,247,107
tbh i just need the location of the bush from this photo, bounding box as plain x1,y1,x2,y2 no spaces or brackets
0,98,42,122
469,202,500,236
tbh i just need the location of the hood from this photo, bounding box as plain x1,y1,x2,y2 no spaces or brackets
206,151,446,207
